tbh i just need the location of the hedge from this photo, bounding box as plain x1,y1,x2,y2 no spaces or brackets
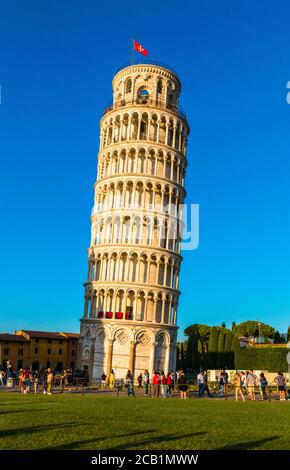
235,347,288,372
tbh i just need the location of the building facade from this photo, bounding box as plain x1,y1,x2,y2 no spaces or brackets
79,62,189,381
0,334,29,371
0,330,79,370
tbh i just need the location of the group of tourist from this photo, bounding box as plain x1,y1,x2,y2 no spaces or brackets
101,368,289,401
13,367,69,395
0,365,288,401
104,369,177,397
232,369,288,401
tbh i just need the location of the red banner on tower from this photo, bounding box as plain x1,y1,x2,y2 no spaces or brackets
133,40,148,56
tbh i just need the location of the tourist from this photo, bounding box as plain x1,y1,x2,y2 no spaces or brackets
46,368,53,395
223,369,229,396
137,373,143,389
219,372,225,397
125,370,135,397
40,369,47,394
0,369,4,388
246,369,258,401
109,369,116,389
169,371,175,396
33,370,40,394
152,371,160,398
171,372,175,394
24,367,31,393
143,370,150,396
101,372,106,388
241,371,247,394
167,372,172,396
160,372,168,398
19,369,25,393
177,370,188,399
197,371,205,398
61,369,68,392
203,371,212,397
274,371,287,401
233,371,245,401
259,373,268,400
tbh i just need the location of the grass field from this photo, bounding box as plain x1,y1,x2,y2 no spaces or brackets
0,393,290,450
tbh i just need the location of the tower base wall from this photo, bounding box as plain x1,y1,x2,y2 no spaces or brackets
80,320,177,382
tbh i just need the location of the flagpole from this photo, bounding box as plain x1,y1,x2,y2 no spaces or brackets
130,38,133,65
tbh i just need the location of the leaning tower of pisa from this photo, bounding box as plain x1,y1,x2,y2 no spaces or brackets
78,62,189,382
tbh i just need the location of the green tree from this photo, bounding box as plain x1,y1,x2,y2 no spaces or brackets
185,334,199,371
224,330,233,352
273,330,282,344
218,331,225,352
231,335,240,352
217,330,226,368
221,322,226,328
184,324,210,356
180,342,185,368
208,327,219,368
231,321,236,331
287,326,290,342
233,321,275,339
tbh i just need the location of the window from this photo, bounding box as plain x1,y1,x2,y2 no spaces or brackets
157,79,163,94
46,361,50,368
35,339,39,343
48,340,52,344
34,348,38,354
125,78,132,94
59,349,62,355
59,340,63,345
18,360,23,370
137,87,149,104
72,350,75,356
72,341,75,345
4,348,9,356
48,348,51,355
18,348,23,356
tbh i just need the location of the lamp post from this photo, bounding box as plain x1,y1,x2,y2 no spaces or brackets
257,321,261,344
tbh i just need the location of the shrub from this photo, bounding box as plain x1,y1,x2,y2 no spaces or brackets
235,347,287,372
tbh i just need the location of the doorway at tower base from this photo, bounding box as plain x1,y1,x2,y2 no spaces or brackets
80,323,177,382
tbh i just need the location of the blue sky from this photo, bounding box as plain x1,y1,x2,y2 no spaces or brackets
0,0,290,338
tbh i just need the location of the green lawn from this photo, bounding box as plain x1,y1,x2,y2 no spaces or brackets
0,393,289,450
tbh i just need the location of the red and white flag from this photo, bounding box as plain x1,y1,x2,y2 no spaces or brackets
133,40,148,56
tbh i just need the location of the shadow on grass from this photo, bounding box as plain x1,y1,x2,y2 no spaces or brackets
110,431,207,450
214,435,281,450
38,430,158,450
0,409,46,416
0,422,89,439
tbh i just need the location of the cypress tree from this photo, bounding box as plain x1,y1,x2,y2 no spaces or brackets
218,331,225,352
176,344,180,369
191,333,199,371
224,330,233,352
208,327,219,368
186,334,199,371
180,342,185,369
217,330,226,368
231,335,240,352
231,321,236,331
287,326,290,342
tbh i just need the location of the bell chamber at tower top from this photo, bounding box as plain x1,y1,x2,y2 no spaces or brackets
100,63,189,148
